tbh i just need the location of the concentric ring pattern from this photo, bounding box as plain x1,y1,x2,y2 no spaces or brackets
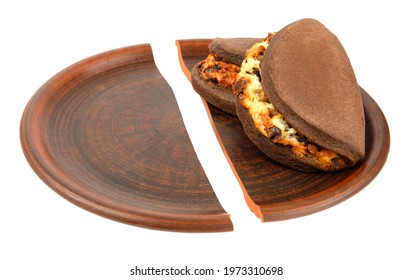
20,44,232,232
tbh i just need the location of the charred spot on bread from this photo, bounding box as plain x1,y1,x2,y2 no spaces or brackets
200,52,240,90
191,61,238,115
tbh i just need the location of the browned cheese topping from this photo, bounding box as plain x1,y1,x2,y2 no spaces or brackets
233,33,345,168
200,52,240,90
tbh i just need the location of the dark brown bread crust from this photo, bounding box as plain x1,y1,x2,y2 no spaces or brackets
236,97,353,172
190,38,261,115
191,61,237,115
261,18,365,165
209,38,261,66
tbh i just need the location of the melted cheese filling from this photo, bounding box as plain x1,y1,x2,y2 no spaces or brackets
200,52,240,90
234,33,341,166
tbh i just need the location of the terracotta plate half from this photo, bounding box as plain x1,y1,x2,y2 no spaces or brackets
176,39,390,221
20,44,232,232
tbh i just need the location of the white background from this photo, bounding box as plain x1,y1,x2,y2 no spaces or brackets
1,1,412,279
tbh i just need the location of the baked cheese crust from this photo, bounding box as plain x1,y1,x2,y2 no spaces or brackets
200,52,240,90
234,33,344,168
